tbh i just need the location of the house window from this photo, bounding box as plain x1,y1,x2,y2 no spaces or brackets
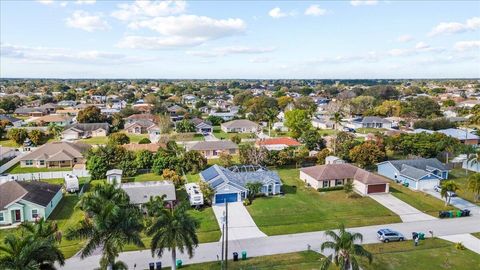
25,160,33,166
335,179,343,186
39,160,45,166
32,209,38,219
0,212,4,222
323,181,329,188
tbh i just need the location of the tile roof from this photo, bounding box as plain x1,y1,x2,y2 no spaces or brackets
300,163,389,185
20,142,91,161
221,119,259,129
256,137,301,147
187,140,238,151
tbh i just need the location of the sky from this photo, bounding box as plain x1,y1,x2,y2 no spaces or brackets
0,0,479,79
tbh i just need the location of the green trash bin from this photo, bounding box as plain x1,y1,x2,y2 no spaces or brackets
418,233,425,240
241,251,247,260
456,210,462,217
403,182,409,187
176,259,183,268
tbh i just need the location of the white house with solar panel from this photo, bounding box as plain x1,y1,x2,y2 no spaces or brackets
199,164,282,204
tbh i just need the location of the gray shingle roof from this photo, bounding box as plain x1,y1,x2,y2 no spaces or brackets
17,181,62,207
121,181,176,204
400,164,431,180
221,119,259,129
386,158,448,172
200,164,281,190
20,142,91,161
64,123,109,133
187,141,238,151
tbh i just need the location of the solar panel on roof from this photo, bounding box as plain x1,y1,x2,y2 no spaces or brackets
201,166,220,181
211,178,224,188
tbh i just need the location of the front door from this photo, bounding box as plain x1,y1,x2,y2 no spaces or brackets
12,210,21,223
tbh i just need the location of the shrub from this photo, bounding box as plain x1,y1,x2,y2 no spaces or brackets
455,242,465,250
138,137,151,144
317,186,344,192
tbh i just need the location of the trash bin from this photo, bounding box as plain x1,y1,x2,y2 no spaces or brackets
242,251,247,260
155,262,162,270
456,210,462,217
233,252,239,261
149,262,155,270
462,209,471,217
418,233,425,240
176,259,183,268
412,232,418,239
403,182,409,187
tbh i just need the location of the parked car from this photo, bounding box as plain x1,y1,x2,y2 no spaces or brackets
434,185,441,192
433,185,457,197
342,127,356,133
377,229,404,243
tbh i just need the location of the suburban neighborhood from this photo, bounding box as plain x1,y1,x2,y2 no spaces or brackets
1,1,479,270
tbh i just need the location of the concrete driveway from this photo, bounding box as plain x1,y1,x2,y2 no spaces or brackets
203,133,219,141
369,193,436,222
212,202,267,241
424,189,480,215
440,234,480,254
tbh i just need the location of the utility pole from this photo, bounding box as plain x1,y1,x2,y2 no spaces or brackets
220,219,225,270
225,199,229,270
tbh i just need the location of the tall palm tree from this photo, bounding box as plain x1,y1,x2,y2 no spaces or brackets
0,234,65,270
47,123,63,139
467,173,480,202
440,180,461,206
264,108,279,137
146,202,199,270
66,183,144,270
330,111,345,155
20,218,62,243
467,151,480,173
320,224,372,270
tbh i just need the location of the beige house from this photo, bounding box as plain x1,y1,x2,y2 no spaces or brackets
62,123,109,140
34,114,73,126
19,142,91,168
300,163,389,196
186,141,238,159
221,120,259,133
124,120,156,134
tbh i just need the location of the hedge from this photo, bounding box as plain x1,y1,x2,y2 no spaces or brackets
317,186,344,192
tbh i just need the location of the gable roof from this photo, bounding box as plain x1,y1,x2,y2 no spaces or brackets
17,181,62,207
400,164,433,180
20,142,91,161
200,164,281,190
125,119,156,129
0,181,28,210
126,113,158,122
221,119,259,129
0,114,21,123
301,163,389,185
187,140,238,151
64,123,109,133
121,181,176,203
384,158,448,172
361,116,392,124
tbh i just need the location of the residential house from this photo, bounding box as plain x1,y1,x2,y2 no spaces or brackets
125,113,158,125
209,112,236,121
0,114,22,127
0,181,63,225
124,120,156,134
167,105,185,121
348,116,393,129
191,118,213,134
56,108,81,116
182,94,198,106
121,181,176,206
300,163,389,196
200,164,282,204
14,107,47,117
0,146,20,160
312,118,334,129
256,137,301,151
413,128,480,145
221,119,260,133
62,123,110,140
377,158,449,190
186,141,238,159
57,100,77,107
19,141,90,168
34,114,73,126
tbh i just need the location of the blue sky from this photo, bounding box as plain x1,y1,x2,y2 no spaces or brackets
1,0,479,79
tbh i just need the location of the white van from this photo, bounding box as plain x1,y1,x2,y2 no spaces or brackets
185,183,204,206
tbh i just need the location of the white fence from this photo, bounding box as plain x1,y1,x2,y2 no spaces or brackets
0,169,90,183
0,153,26,174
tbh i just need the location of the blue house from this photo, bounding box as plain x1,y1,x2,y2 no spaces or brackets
0,181,63,225
377,158,449,191
200,164,282,204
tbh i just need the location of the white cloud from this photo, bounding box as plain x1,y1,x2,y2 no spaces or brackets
111,0,186,21
304,5,327,16
454,40,480,51
0,43,153,64
66,10,110,32
415,41,430,50
75,0,96,5
36,0,54,5
119,15,246,49
249,57,271,63
350,0,378,6
429,17,480,36
60,2,68,7
268,7,296,19
396,34,413,43
388,42,441,57
186,46,275,57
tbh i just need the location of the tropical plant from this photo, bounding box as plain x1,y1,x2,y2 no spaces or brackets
245,182,263,201
467,151,480,173
330,111,345,155
264,108,279,137
440,180,461,206
162,169,185,187
198,180,215,206
320,224,373,270
20,218,62,243
48,123,63,139
146,202,199,270
66,183,144,270
343,182,354,198
467,173,480,202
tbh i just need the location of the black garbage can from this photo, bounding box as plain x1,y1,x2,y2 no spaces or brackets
233,252,239,261
412,232,418,239
149,262,155,270
155,262,162,270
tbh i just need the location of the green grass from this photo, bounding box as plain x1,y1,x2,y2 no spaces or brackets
169,251,328,270
359,238,480,270
448,169,480,205
132,173,164,182
389,182,455,216
318,129,338,136
171,133,205,141
356,128,386,134
80,133,150,145
0,138,19,147
5,163,71,173
472,232,480,239
186,173,200,183
212,126,255,140
246,168,401,235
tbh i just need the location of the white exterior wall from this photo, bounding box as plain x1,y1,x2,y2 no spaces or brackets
300,171,320,189
353,180,368,196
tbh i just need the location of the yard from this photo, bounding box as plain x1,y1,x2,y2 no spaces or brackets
212,126,255,140
246,168,401,235
5,163,72,174
389,182,455,216
356,127,386,134
448,169,480,205
80,133,150,145
0,138,19,147
359,238,480,270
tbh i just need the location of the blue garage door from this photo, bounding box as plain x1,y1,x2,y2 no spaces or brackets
215,193,238,204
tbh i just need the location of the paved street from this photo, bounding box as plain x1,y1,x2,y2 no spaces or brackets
212,202,267,240
368,193,436,222
424,189,480,215
59,215,480,269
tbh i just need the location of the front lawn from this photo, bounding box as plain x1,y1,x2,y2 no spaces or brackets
0,138,19,147
389,183,455,216
247,168,401,235
356,127,386,134
448,169,480,205
80,133,150,145
359,238,480,270
172,251,326,270
5,163,71,174
212,126,255,140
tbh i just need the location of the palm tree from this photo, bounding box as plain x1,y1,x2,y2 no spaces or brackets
146,202,199,270
320,224,372,270
343,182,354,198
330,111,345,155
246,181,263,201
467,151,480,173
440,180,461,206
0,234,65,270
467,173,480,202
264,108,279,137
66,183,144,270
20,218,62,243
47,123,63,139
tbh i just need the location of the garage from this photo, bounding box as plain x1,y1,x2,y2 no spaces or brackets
417,179,439,191
215,193,238,204
367,184,388,194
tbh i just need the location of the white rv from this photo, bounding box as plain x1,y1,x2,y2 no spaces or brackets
64,173,79,193
185,183,204,206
